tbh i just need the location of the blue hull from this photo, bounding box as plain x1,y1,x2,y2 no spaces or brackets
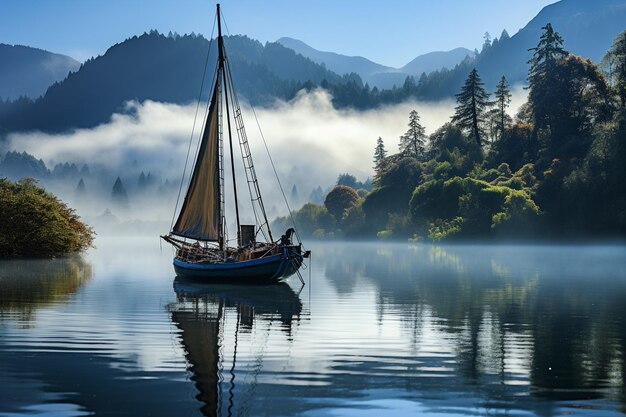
173,252,302,283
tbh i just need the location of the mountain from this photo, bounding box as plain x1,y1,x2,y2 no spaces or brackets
368,47,475,89
401,48,475,75
1,0,625,134
490,0,626,81
0,44,80,100
0,32,356,132
277,37,473,89
524,0,626,62
427,0,626,96
276,37,394,81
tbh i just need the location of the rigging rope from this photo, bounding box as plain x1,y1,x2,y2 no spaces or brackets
213,7,305,250
224,55,272,243
249,104,306,249
170,15,217,231
218,16,274,243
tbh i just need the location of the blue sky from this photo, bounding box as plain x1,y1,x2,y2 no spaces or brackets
1,0,556,67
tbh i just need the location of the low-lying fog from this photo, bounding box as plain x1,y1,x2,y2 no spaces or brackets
4,87,527,238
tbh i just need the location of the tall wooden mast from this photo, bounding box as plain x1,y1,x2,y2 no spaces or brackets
217,3,241,248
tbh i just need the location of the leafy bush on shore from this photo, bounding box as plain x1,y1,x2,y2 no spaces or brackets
0,178,95,258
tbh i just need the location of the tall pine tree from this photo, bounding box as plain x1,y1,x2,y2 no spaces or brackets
373,136,387,185
602,30,626,107
451,68,490,145
493,76,512,140
137,171,147,189
290,184,299,206
111,177,129,207
527,23,568,137
399,110,427,159
75,178,86,198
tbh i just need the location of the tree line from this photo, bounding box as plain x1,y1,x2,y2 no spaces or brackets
274,25,626,241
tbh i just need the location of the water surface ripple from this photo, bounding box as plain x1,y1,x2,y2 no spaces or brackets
1,238,626,416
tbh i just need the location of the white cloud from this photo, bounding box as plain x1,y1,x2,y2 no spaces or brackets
246,89,458,188
7,90,459,193
7,87,528,223
8,101,194,175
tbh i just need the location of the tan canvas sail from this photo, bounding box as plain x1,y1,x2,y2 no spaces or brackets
172,87,221,241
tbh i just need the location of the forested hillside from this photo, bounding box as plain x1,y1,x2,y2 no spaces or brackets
2,0,624,134
0,43,79,100
275,27,626,240
0,32,359,133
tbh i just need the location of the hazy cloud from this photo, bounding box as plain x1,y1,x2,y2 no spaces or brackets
7,86,528,221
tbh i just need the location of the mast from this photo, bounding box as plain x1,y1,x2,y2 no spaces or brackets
217,3,241,247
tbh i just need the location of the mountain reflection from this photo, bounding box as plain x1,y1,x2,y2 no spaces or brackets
0,255,92,320
169,278,303,417
321,242,626,409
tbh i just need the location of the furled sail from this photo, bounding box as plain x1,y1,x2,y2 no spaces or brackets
172,86,221,241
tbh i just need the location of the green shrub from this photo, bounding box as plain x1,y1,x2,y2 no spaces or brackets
410,176,540,240
272,203,334,238
0,178,95,258
492,191,541,235
342,204,367,238
324,185,360,221
428,217,464,241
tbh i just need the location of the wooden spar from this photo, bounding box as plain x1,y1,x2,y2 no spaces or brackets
216,3,241,248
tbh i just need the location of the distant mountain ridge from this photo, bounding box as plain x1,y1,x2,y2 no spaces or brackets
524,0,626,61
0,44,80,100
1,0,625,134
276,37,393,79
0,32,360,132
280,0,626,93
276,36,474,88
399,0,626,98
401,48,475,74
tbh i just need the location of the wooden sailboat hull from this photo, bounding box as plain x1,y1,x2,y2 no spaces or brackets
173,252,303,283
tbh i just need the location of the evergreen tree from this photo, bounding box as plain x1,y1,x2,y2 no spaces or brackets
80,163,90,176
309,186,324,205
111,177,129,207
493,76,512,140
75,178,86,198
527,23,568,137
529,25,611,158
399,110,427,159
528,23,568,80
602,30,626,107
482,32,492,52
146,172,154,186
451,68,490,145
336,173,358,188
137,171,147,190
544,55,611,158
0,151,50,179
373,136,387,184
290,184,299,205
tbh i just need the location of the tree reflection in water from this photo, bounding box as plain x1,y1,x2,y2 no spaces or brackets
0,255,92,321
321,242,626,409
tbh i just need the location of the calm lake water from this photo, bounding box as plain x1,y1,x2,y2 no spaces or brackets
1,238,626,417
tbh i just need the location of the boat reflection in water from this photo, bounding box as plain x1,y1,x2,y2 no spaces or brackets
169,278,303,417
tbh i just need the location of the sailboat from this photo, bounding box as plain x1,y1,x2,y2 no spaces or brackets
162,4,309,283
